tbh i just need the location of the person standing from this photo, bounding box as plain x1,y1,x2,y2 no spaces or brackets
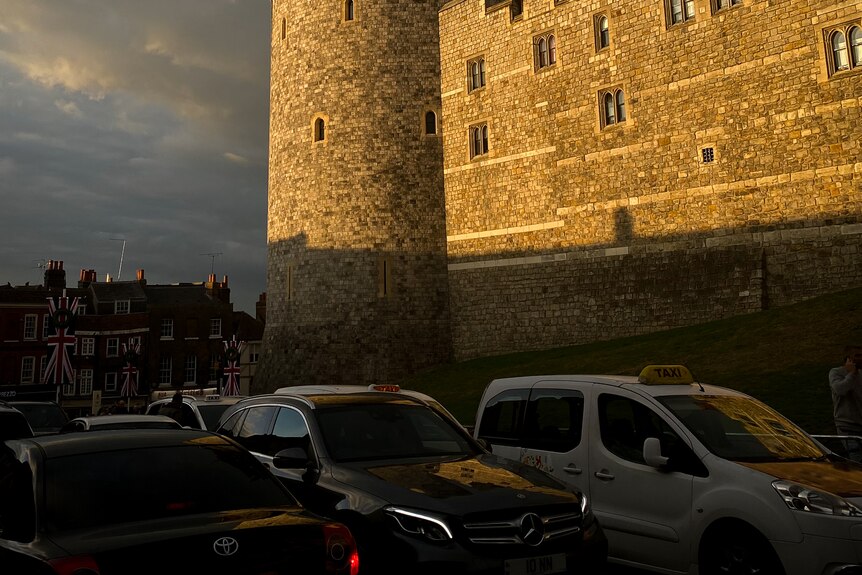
830,346,862,435
159,392,187,426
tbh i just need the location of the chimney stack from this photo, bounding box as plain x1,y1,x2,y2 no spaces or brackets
44,260,67,291
136,269,146,285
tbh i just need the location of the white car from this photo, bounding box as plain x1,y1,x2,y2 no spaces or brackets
473,365,862,575
145,393,247,430
59,414,182,433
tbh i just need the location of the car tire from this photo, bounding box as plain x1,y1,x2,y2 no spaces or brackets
700,524,785,575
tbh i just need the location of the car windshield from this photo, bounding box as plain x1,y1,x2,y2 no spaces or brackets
44,442,294,532
659,394,826,462
12,403,67,431
315,402,475,463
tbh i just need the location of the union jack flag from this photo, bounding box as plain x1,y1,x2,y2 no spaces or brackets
120,340,141,398
43,292,79,386
222,335,245,397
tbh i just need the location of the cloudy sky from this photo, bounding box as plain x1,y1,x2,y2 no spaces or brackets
0,0,271,314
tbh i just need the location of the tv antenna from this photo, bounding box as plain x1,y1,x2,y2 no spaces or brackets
201,252,223,275
110,238,127,280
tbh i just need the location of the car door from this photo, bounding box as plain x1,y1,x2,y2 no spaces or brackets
588,387,701,573
517,384,589,494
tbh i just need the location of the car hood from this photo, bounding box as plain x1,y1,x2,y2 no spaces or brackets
330,453,580,515
738,459,862,498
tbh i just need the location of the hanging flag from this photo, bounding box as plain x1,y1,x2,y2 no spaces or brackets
43,292,79,386
222,335,245,397
120,340,141,399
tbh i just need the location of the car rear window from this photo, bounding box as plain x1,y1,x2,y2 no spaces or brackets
44,443,296,532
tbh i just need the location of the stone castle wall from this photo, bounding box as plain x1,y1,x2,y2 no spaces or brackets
257,0,452,391
439,0,862,359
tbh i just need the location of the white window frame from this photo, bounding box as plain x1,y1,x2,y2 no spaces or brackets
42,314,50,339
185,355,197,384
21,356,35,384
249,343,261,364
63,380,75,397
115,300,130,314
23,314,37,340
39,356,48,383
105,372,118,393
78,369,94,396
210,318,222,338
159,357,172,385
161,318,174,339
81,337,95,356
107,337,119,357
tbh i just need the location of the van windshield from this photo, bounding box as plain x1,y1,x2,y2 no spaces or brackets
659,395,826,462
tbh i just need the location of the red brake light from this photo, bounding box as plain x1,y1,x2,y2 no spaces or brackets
324,523,360,575
48,555,100,575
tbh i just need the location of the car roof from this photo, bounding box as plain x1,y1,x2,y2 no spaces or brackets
275,384,440,404
6,428,218,457
149,394,247,406
70,414,180,426
485,374,745,399
235,390,429,410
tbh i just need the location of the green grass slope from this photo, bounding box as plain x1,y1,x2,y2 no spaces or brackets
402,286,862,435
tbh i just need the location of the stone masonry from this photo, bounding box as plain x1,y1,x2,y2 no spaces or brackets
261,0,862,386
440,0,862,359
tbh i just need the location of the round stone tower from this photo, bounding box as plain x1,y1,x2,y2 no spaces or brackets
254,0,451,391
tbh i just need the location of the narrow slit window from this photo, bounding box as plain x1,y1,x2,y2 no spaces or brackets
314,118,325,142
345,0,354,21
425,111,437,135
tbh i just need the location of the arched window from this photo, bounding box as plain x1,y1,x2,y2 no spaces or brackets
548,34,557,65
599,16,610,49
468,57,486,92
537,38,548,69
603,93,616,126
615,90,626,122
425,111,437,135
345,0,354,21
314,118,325,142
850,26,862,67
832,31,849,71
469,124,488,159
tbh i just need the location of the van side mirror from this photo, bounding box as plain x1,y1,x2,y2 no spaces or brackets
643,437,669,468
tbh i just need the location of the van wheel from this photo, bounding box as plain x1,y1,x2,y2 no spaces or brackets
700,524,784,575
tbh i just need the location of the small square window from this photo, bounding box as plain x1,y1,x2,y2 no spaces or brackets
702,147,716,163
115,300,130,314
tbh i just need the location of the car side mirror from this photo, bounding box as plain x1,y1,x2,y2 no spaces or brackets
272,447,311,470
476,438,492,452
643,437,669,468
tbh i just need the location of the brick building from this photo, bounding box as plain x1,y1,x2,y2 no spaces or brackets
259,0,862,390
0,264,262,416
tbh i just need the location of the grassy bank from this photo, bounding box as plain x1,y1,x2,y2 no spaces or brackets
402,286,862,435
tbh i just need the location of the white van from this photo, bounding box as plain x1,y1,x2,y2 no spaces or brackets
473,365,862,575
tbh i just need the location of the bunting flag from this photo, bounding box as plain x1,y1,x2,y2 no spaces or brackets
43,292,79,386
222,335,245,397
120,340,141,398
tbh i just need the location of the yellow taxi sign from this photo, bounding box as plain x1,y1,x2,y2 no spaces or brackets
637,365,695,385
368,384,401,393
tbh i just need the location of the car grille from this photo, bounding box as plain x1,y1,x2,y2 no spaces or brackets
461,508,582,545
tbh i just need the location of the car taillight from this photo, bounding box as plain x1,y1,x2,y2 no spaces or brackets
324,523,359,575
48,555,100,575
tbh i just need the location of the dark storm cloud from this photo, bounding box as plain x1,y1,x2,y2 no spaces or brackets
0,0,271,313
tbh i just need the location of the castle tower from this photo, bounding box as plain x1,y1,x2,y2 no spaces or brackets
255,0,452,391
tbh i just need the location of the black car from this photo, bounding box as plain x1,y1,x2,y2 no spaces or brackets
0,401,33,441
7,400,69,435
0,429,359,575
216,388,607,575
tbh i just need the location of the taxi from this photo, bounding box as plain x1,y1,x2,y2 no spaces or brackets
473,365,862,575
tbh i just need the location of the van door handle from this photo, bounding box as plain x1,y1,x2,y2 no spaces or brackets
594,470,615,480
563,464,582,475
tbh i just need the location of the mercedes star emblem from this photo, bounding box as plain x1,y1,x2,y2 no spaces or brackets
519,513,545,547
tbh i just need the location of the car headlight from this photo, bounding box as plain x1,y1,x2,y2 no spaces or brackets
772,480,862,517
384,506,453,542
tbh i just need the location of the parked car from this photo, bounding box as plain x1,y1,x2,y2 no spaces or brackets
59,414,183,433
7,401,68,435
0,401,34,441
473,365,862,575
215,386,607,575
145,393,247,430
0,428,359,575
